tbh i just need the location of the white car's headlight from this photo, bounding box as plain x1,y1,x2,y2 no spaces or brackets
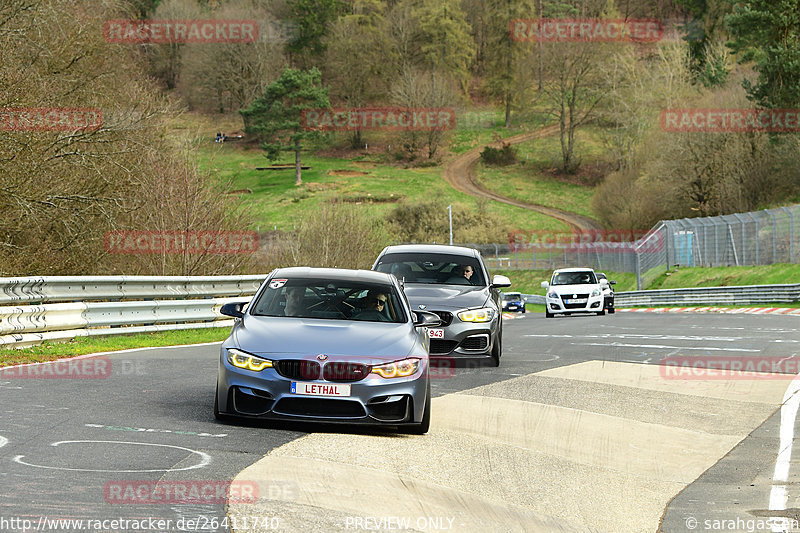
227,348,273,372
591,288,601,297
458,307,494,322
371,358,420,378
547,291,558,299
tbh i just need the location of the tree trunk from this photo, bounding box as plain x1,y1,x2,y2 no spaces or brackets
294,138,302,186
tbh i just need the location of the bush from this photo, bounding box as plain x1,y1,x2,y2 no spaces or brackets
480,143,517,166
265,202,390,270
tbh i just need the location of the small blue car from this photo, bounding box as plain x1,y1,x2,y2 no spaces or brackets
501,292,526,313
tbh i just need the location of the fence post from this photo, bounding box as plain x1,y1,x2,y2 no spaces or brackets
635,246,642,290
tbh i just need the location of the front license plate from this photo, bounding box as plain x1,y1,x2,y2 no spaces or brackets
564,298,587,304
429,329,445,339
291,382,351,397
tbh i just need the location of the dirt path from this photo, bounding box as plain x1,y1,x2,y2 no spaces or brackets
442,124,602,231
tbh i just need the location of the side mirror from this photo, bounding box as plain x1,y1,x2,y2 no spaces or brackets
413,310,442,328
541,281,550,289
610,280,617,285
599,279,609,287
490,274,511,288
220,302,244,319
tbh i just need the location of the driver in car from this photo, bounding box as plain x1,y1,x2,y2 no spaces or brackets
353,289,389,321
446,264,474,284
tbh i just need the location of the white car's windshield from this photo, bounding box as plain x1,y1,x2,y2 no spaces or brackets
552,271,597,285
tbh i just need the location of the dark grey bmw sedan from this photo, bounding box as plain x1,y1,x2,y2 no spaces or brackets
372,244,511,366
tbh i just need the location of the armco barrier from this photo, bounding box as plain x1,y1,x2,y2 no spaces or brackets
0,275,266,348
0,275,265,304
614,284,800,307
522,284,800,308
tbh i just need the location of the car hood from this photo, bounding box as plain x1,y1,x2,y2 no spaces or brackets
548,284,600,294
233,316,416,358
403,284,490,311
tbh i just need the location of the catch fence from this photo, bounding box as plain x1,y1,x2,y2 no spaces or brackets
469,204,800,289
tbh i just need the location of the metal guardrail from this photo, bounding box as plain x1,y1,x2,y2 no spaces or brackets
0,275,265,304
521,284,800,308
614,284,800,307
0,275,267,348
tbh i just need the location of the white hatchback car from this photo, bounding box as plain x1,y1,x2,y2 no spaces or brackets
541,267,608,318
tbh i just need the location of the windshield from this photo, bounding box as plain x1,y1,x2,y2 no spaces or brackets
374,252,486,286
502,293,522,301
552,271,597,285
250,278,406,323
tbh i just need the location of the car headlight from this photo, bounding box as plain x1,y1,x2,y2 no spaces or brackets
371,358,420,378
457,307,494,322
227,348,273,372
547,291,558,299
591,288,601,297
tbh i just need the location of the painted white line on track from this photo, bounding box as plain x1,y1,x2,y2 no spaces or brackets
13,440,211,473
526,333,743,342
0,435,7,449
769,375,800,532
575,342,760,352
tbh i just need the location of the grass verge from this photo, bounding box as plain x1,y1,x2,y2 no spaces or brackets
0,327,231,367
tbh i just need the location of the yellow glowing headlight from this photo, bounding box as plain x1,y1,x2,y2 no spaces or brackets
227,349,273,372
457,307,494,322
371,358,421,378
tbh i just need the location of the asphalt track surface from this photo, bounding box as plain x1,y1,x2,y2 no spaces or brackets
1,312,799,532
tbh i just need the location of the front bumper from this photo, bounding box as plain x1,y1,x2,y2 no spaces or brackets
425,315,498,357
217,356,429,425
545,294,604,314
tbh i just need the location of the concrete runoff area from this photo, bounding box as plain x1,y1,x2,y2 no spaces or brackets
229,361,788,532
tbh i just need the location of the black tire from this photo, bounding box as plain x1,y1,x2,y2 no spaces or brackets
214,382,232,422
596,309,605,316
608,299,615,314
521,306,526,314
213,389,222,420
406,380,431,434
545,311,553,318
490,330,502,367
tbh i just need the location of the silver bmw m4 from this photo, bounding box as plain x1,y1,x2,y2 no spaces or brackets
215,267,441,433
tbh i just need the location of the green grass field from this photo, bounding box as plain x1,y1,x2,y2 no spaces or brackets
474,125,609,220
197,134,572,234
649,264,800,290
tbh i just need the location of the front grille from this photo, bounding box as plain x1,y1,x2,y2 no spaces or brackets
275,360,321,380
323,362,370,382
430,339,458,355
430,311,453,326
274,398,366,418
561,293,589,310
460,335,489,351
